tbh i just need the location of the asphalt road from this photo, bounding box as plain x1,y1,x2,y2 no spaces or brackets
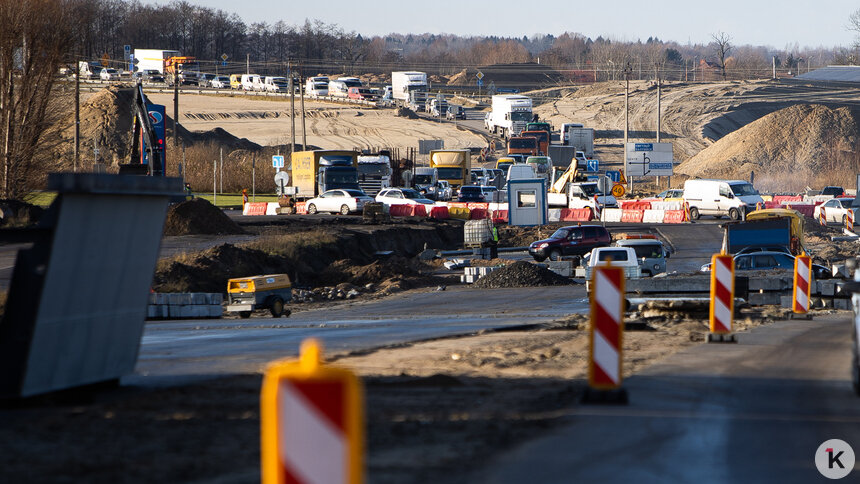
481,314,860,483
133,285,590,381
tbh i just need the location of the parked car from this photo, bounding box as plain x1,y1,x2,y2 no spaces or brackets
375,188,435,207
821,186,845,197
230,74,242,90
435,180,453,201
210,75,230,89
446,105,467,120
457,185,496,202
813,197,856,225
305,189,374,215
197,73,214,86
99,68,119,81
264,76,289,93
700,251,830,279
528,225,611,262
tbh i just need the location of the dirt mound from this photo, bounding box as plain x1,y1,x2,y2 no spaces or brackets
677,104,859,190
0,200,44,227
473,261,570,288
396,107,419,119
447,69,468,85
163,198,244,236
153,243,278,293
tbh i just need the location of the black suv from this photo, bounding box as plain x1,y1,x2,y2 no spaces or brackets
529,225,611,262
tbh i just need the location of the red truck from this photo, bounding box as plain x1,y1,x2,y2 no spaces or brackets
507,136,539,157
520,129,550,156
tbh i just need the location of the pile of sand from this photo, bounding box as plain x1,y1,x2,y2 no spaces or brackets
677,104,859,183
447,70,468,85
163,198,244,236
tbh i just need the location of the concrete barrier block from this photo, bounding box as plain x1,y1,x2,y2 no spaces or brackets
748,292,784,305
575,267,587,278
167,293,192,305
642,209,665,224
547,261,573,277
602,208,623,222
818,280,836,296
210,293,223,304
748,277,793,291
548,209,561,222
154,293,168,305
208,305,224,318
191,293,208,305
148,293,158,304
780,295,793,308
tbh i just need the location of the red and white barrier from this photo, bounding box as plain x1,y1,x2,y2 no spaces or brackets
548,209,562,222
601,208,623,222
620,209,644,223
261,339,363,484
244,202,268,216
793,254,812,314
709,254,735,341
848,210,855,230
589,265,625,390
819,207,827,226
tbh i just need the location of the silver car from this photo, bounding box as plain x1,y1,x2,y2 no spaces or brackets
614,238,669,276
305,189,374,215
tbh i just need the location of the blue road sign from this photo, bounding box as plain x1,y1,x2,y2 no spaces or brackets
222,61,227,67
476,79,483,87
586,159,599,172
634,143,653,151
272,155,284,168
606,170,622,182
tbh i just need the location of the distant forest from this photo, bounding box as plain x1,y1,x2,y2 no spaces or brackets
70,0,858,81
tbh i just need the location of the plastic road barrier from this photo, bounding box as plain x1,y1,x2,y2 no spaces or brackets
244,202,267,216
793,254,812,314
848,210,855,231
709,253,736,343
588,265,625,390
601,208,623,222
296,202,307,215
620,209,644,223
642,209,665,224
819,207,826,226
663,210,686,223
261,339,364,484
429,206,449,219
547,209,561,222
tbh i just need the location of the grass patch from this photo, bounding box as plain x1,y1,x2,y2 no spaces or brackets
194,193,280,208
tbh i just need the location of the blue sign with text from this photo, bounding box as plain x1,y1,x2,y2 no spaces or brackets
586,159,599,172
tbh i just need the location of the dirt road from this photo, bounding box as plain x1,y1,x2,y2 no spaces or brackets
146,93,487,152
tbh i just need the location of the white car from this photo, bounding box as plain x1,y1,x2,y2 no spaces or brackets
814,197,856,225
210,76,230,89
305,189,374,215
99,68,119,81
375,188,435,207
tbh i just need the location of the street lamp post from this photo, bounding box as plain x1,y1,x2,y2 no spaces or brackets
623,62,633,187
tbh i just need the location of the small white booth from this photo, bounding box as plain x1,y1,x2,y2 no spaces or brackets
507,178,548,226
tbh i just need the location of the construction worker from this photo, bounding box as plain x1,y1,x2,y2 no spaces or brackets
489,224,499,259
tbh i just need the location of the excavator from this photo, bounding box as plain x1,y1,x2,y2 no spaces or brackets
119,82,165,176
548,157,626,206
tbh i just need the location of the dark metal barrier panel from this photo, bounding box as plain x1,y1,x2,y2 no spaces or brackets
0,174,182,399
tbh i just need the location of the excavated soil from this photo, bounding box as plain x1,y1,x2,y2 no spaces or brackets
472,261,571,288
163,199,244,236
676,104,860,189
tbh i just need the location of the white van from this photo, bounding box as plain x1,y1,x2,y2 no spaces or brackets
306,76,329,97
263,76,289,93
506,163,536,181
241,74,261,91
683,179,764,220
329,77,361,97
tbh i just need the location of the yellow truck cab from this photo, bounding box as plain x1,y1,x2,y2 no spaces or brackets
429,149,471,190
229,74,242,90
226,274,292,318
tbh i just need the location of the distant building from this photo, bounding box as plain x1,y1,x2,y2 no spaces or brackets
697,59,723,81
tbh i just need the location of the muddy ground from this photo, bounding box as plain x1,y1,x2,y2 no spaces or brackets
0,301,804,484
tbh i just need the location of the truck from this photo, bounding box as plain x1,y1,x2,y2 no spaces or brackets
429,149,471,190
291,150,361,200
507,136,538,157
414,167,450,201
722,209,805,255
485,95,533,139
585,247,642,292
561,122,584,145
163,56,199,86
520,129,549,155
567,127,594,157
356,154,392,196
133,49,180,74
391,71,428,106
428,98,448,117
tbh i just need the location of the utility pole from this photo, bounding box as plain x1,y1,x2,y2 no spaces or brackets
246,54,250,75
623,63,632,187
173,72,179,148
656,76,661,143
74,58,80,172
772,56,776,80
300,64,307,150
289,61,296,153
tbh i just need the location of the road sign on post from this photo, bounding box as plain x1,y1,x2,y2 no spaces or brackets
625,142,674,176
583,264,627,404
261,339,364,484
272,155,285,169
708,253,737,343
586,159,599,172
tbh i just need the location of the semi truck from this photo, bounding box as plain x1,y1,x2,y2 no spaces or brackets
391,71,428,107
520,129,549,155
291,150,361,200
133,49,180,74
429,149,471,190
485,95,533,139
567,126,595,157
357,154,392,196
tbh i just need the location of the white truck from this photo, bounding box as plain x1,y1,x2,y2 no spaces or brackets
306,76,329,97
567,127,595,157
133,49,180,74
356,154,392,196
548,182,617,215
77,61,102,79
391,71,428,106
485,95,533,139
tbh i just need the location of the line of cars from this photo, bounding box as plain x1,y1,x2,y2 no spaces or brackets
304,187,435,215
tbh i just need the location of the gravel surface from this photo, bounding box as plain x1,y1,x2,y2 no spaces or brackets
472,261,571,288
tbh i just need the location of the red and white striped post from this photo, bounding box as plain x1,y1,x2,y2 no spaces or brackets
261,339,364,484
684,201,691,222
583,264,628,403
593,195,602,221
792,253,813,319
709,253,737,343
847,210,855,232
819,207,827,226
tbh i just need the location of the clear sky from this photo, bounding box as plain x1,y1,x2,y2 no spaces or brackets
163,0,857,49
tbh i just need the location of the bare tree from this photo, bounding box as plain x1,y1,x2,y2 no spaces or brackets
711,31,732,80
0,0,73,199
